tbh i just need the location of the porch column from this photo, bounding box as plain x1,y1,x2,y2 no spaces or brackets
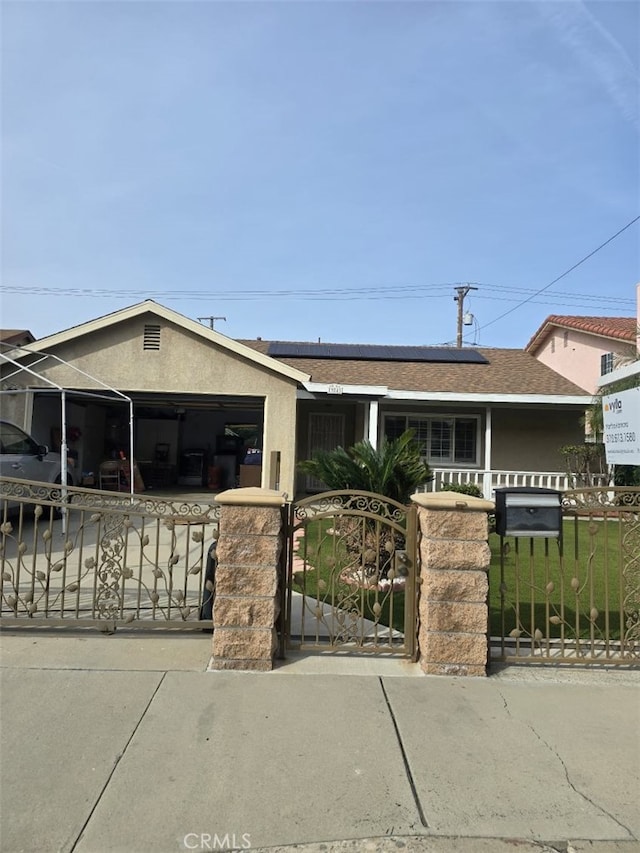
367,399,379,448
483,406,492,500
211,487,287,671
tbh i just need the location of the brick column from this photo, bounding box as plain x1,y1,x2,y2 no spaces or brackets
411,491,495,677
211,487,286,671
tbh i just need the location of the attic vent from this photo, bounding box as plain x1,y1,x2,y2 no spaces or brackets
143,324,161,351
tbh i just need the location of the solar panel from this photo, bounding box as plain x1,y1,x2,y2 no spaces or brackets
267,342,489,364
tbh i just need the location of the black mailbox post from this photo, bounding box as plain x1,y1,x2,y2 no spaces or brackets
494,487,563,539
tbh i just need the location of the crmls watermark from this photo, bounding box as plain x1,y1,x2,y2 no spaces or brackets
183,833,251,851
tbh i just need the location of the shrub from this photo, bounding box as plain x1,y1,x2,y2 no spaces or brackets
297,429,430,505
439,481,483,498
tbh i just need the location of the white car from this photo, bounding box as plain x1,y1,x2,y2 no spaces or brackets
0,420,75,491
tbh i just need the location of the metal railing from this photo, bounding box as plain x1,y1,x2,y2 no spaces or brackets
0,477,220,631
491,487,640,665
285,491,417,658
425,468,611,499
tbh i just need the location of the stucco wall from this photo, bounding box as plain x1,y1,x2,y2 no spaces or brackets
491,407,585,472
534,328,636,394
17,314,300,496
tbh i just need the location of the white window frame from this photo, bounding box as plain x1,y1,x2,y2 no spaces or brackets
600,352,614,376
383,413,482,467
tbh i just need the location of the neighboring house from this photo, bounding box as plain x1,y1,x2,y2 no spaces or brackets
0,301,592,499
525,313,638,395
0,329,35,349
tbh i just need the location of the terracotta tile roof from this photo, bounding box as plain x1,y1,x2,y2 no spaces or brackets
525,315,637,352
237,340,588,396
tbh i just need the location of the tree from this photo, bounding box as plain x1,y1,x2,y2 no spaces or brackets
297,429,430,505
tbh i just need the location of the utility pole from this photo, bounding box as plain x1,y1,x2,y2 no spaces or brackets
453,285,478,347
198,316,226,330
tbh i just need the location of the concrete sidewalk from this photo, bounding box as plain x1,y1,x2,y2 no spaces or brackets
1,631,639,853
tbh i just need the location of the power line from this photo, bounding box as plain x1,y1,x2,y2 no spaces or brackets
2,281,635,307
477,215,640,334
3,213,638,317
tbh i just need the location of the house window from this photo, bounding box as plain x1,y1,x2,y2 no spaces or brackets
551,338,555,354
384,414,480,465
143,324,161,351
563,330,569,348
600,352,614,375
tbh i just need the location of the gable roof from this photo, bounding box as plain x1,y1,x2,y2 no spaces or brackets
7,301,311,384
526,315,637,353
239,339,589,400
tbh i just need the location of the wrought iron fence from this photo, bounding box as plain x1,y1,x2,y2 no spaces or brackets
492,487,640,665
285,490,417,657
0,477,220,631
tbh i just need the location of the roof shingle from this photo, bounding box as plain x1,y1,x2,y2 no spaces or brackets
238,340,588,397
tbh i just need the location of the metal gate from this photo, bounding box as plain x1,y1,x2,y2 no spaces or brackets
493,487,640,665
283,490,418,658
0,477,220,631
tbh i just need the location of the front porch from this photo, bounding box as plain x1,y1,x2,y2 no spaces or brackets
296,397,594,500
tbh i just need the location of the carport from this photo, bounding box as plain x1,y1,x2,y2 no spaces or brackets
1,343,268,495
1,342,135,496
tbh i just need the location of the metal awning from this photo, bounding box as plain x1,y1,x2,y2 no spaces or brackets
0,343,135,501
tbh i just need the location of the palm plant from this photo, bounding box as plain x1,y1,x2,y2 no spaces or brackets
298,429,430,505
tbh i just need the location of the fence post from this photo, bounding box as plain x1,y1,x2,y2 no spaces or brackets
411,491,495,676
211,487,287,671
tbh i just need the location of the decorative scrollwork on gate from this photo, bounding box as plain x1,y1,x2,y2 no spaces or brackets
497,487,640,663
288,491,416,656
563,487,640,511
0,498,217,626
0,476,221,522
293,490,407,526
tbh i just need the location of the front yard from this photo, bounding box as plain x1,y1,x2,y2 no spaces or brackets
488,516,629,644
293,514,632,646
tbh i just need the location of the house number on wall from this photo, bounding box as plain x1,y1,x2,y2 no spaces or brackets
327,384,344,395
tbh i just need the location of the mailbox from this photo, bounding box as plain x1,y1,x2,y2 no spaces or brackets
494,487,562,538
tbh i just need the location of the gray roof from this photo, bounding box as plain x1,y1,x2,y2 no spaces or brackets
238,340,589,397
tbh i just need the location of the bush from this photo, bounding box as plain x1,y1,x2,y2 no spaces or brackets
439,481,483,498
614,465,640,487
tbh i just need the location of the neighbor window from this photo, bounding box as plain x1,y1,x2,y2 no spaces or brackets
600,352,614,375
384,414,480,465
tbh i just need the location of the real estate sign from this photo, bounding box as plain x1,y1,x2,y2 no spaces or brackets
602,386,640,464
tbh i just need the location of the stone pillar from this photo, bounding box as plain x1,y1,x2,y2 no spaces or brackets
411,491,495,677
211,487,287,671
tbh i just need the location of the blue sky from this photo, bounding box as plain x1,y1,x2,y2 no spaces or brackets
2,0,638,348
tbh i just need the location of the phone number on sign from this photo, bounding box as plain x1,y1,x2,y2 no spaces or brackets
605,432,636,444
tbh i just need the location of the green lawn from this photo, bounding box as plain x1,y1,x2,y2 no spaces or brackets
294,515,631,644
488,517,627,642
